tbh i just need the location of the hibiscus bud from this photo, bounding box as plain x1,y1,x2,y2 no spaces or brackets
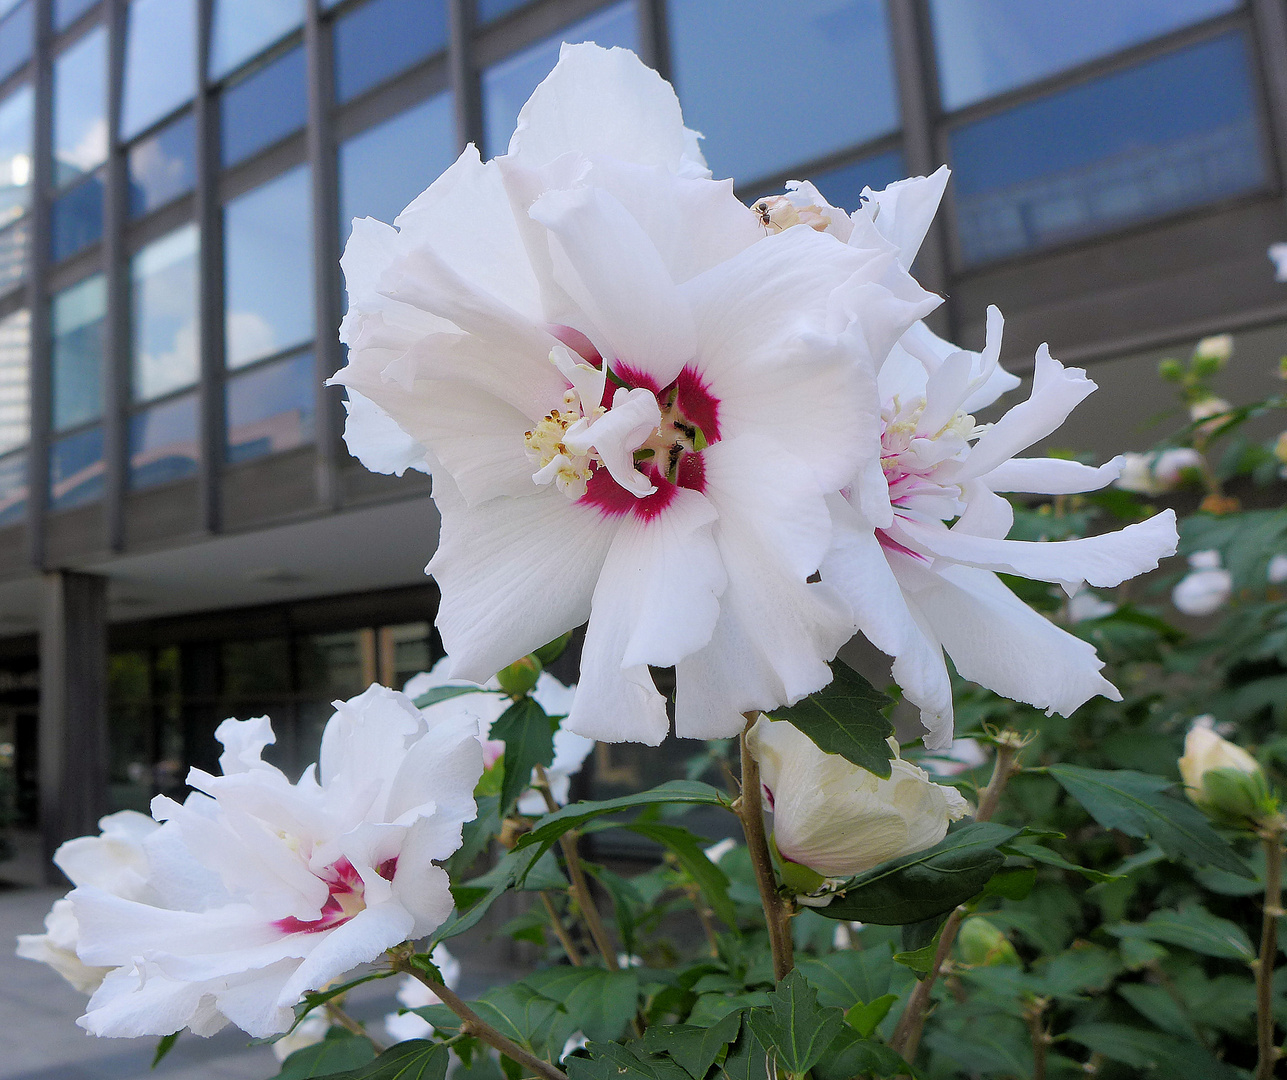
533,631,574,665
1116,452,1163,494
1152,447,1202,488
1269,553,1287,585
1189,395,1232,438
958,917,1020,967
1172,550,1232,616
746,717,970,882
1179,723,1275,826
496,654,542,698
1194,334,1233,366
1274,431,1287,465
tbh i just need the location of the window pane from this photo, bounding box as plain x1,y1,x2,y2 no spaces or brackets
333,0,448,104
0,450,25,526
121,0,197,140
226,350,315,463
930,0,1240,111
220,46,306,167
208,0,304,81
296,631,366,699
0,220,28,294
477,0,532,23
49,424,104,511
129,392,198,490
0,2,32,84
338,92,455,242
132,223,200,401
482,0,638,158
0,0,24,17
51,174,104,261
53,26,108,188
224,166,313,369
949,32,1268,266
809,148,908,213
51,273,106,431
668,0,897,184
54,0,98,29
0,307,29,455
0,85,33,230
129,112,196,217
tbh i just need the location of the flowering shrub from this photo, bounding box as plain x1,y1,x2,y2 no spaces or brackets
19,42,1287,1080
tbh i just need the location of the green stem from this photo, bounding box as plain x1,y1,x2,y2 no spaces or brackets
890,734,1023,1063
391,958,568,1080
737,714,794,980
1255,818,1285,1080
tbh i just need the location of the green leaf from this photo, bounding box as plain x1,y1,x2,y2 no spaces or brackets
745,971,847,1077
471,983,564,1052
151,1032,179,1069
1108,903,1256,961
814,822,1019,925
718,1016,770,1080
1118,983,1202,1040
414,685,494,708
1065,1023,1242,1079
514,782,730,853
1047,765,1253,877
642,1009,742,1079
843,995,898,1038
892,940,939,975
1002,838,1120,883
567,1044,686,1080
626,821,737,928
431,845,551,945
813,1027,914,1080
797,950,893,1010
765,659,894,778
492,697,556,815
446,794,500,878
328,1041,449,1080
276,1032,377,1079
981,866,1036,900
563,968,641,1042
269,971,395,1041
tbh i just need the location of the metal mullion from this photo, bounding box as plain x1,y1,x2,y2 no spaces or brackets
1249,0,1287,190
26,0,53,569
887,0,949,321
194,0,224,535
305,0,341,512
448,0,480,150
102,0,127,551
636,0,667,78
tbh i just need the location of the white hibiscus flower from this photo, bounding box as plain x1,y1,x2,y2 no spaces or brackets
68,685,482,1040
334,44,938,744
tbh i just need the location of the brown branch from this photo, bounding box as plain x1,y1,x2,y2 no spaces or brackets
391,958,567,1080
539,890,583,966
533,763,620,971
323,1001,385,1052
737,714,794,980
890,733,1023,1062
1255,817,1285,1080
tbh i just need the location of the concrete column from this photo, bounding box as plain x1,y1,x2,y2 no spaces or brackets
38,570,109,880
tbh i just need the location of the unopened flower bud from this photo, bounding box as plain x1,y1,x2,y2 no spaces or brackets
958,916,1020,967
1194,334,1233,366
747,717,969,883
1269,553,1287,585
1190,396,1232,438
533,631,574,665
1172,551,1232,616
1274,431,1287,465
1152,447,1202,487
1179,723,1275,825
1116,452,1163,494
496,654,542,698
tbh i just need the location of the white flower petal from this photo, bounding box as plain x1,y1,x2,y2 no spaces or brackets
860,166,951,270
985,456,1124,495
341,391,432,476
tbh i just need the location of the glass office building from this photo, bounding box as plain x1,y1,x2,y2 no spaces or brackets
0,0,1285,863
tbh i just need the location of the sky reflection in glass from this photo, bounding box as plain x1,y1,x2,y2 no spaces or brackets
0,2,32,83
333,0,448,104
339,92,455,243
221,46,307,168
949,31,1267,265
226,351,315,464
129,113,196,218
209,0,304,81
53,26,108,189
121,0,196,140
930,0,1240,111
669,0,898,185
0,450,25,526
49,424,103,511
130,392,199,490
0,86,32,230
482,0,638,158
131,224,200,402
51,175,104,261
52,273,106,432
224,166,313,369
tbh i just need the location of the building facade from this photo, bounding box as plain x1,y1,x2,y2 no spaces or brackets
0,0,1286,867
